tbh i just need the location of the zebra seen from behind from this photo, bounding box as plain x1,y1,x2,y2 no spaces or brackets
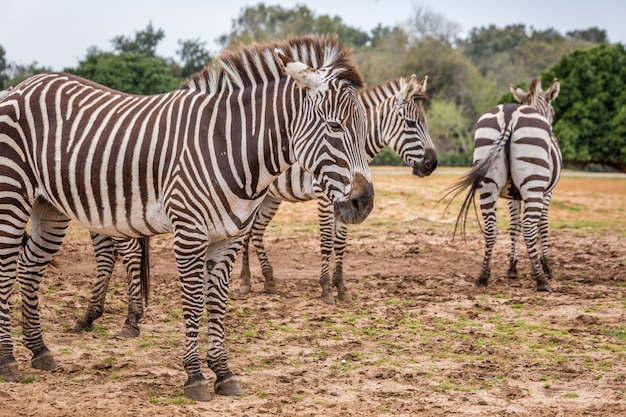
239,75,437,304
0,35,373,401
445,78,561,292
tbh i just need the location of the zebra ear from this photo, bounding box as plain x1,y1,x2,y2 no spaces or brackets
413,75,428,100
274,48,324,90
546,78,560,101
510,83,527,104
397,74,421,105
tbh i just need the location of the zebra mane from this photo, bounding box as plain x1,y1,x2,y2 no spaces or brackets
359,77,428,109
182,35,364,93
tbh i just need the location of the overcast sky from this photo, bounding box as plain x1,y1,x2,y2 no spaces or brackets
2,0,625,71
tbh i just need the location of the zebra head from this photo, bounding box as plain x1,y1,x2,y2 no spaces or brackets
274,43,374,225
389,75,437,177
510,78,560,124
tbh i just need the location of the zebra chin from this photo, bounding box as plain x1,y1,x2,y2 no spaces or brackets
411,149,438,177
332,173,374,224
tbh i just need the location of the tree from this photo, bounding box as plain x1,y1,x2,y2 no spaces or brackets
68,49,182,95
176,38,214,78
111,22,165,57
0,44,6,89
406,3,461,45
543,44,626,171
218,3,369,49
566,27,608,43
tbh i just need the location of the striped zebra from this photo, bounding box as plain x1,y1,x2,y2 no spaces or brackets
65,74,435,337
239,75,437,303
446,78,561,291
0,36,374,401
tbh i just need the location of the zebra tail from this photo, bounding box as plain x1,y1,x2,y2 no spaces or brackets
439,124,513,241
140,237,151,307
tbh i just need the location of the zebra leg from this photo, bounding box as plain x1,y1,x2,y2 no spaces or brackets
19,200,70,371
238,232,253,294
72,232,118,333
333,221,351,302
205,239,243,397
475,188,499,286
507,199,522,280
174,232,212,402
539,192,554,279
521,198,552,292
0,197,29,382
317,194,335,304
250,197,282,295
114,237,145,338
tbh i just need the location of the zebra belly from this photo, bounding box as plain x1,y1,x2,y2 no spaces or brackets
34,187,172,238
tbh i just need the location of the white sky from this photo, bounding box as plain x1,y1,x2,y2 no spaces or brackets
2,0,625,71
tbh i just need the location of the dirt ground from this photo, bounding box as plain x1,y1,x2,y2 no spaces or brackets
2,168,625,417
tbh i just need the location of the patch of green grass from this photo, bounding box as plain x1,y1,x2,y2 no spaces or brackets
92,324,109,337
564,392,579,398
22,376,39,384
148,394,195,405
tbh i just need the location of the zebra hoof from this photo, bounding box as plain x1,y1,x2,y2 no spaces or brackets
118,325,140,339
239,285,251,295
321,292,335,305
537,282,553,293
475,278,489,287
31,348,57,370
263,280,277,294
70,319,94,333
214,374,243,396
337,289,352,303
183,375,211,402
0,358,20,382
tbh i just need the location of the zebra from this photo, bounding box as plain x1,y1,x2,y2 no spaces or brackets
0,35,374,401
239,75,437,304
445,77,561,291
66,74,436,335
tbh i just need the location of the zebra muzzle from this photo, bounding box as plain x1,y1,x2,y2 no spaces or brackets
333,173,374,224
412,148,438,177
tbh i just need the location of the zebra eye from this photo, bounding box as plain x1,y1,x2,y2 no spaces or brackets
327,121,343,132
405,119,417,128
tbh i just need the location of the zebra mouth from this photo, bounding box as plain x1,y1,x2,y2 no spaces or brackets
332,173,374,224
411,149,438,177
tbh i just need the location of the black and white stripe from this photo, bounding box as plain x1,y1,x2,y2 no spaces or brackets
239,75,437,303
446,78,561,291
0,36,373,401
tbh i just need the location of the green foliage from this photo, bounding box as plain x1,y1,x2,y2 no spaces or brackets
67,51,182,95
425,99,472,154
110,22,165,57
0,44,6,89
459,24,601,91
566,27,608,43
175,38,214,78
218,4,369,50
370,147,404,166
543,44,626,171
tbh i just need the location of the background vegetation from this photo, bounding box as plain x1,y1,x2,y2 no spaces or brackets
1,3,623,171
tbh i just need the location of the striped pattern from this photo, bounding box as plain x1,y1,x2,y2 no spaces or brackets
0,36,373,400
239,75,437,304
70,75,436,333
446,78,561,291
